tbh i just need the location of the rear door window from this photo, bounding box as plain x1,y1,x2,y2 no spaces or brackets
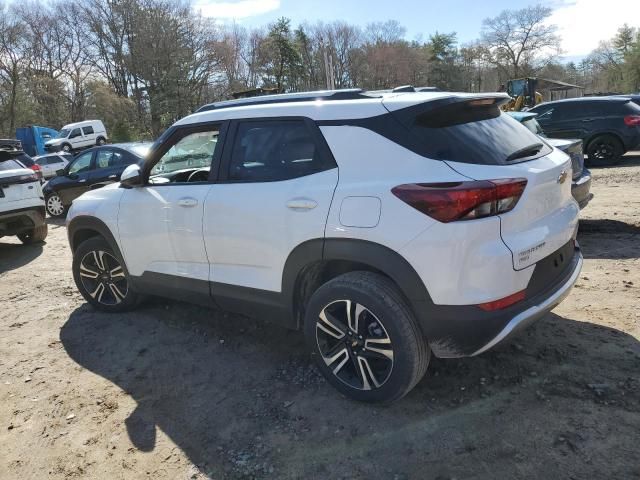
228,120,330,182
82,126,94,135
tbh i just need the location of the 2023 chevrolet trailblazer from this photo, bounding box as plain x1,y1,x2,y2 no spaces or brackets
66,89,582,403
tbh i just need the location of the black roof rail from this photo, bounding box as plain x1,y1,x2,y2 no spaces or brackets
196,88,372,113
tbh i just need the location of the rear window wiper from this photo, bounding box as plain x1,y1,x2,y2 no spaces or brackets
505,143,544,162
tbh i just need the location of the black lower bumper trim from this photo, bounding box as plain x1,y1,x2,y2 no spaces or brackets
423,242,581,358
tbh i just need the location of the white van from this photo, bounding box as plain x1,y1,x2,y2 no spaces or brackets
44,120,108,152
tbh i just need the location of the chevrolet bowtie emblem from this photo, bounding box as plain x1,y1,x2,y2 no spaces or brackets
557,170,568,184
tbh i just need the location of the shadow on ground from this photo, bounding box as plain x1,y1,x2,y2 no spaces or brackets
578,221,640,259
60,299,640,479
587,152,640,169
0,241,44,274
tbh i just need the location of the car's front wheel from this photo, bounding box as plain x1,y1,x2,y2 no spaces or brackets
72,237,139,312
304,271,430,404
61,143,72,152
45,194,67,218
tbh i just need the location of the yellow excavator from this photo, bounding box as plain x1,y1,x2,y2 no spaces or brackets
500,78,543,111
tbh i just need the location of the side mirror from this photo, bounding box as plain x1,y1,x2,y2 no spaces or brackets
120,164,142,188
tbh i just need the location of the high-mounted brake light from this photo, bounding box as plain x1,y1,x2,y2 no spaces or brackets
391,178,527,223
624,115,640,126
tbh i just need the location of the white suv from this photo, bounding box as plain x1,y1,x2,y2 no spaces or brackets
0,150,48,244
66,89,582,403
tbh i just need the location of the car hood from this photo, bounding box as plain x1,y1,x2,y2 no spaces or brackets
44,138,65,146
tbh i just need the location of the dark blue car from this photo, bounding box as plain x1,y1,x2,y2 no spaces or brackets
508,111,593,210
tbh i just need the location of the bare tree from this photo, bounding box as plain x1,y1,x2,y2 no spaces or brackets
481,5,560,79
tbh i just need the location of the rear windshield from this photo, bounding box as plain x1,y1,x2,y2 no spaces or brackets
401,105,552,165
0,158,25,171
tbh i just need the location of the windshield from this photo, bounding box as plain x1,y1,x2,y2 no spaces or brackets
521,118,544,136
126,143,153,159
57,129,70,139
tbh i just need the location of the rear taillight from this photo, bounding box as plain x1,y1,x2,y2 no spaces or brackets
624,115,640,126
30,164,41,171
391,178,527,223
478,290,526,311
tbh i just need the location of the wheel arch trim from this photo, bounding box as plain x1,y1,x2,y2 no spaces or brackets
67,216,122,259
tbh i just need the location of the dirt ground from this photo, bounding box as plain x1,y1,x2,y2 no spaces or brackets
1,155,639,480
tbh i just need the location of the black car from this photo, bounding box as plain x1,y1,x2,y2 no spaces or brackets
43,142,152,217
529,96,640,165
509,111,593,209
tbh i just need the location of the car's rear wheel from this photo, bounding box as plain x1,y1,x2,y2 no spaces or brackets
72,237,139,312
96,137,106,146
45,194,67,218
304,271,430,404
17,223,48,244
586,134,624,166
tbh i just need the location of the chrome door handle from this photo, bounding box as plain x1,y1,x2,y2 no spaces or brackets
108,174,117,179
178,197,198,207
79,179,87,183
286,198,317,211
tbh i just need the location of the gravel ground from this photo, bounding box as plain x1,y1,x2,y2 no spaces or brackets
1,155,639,480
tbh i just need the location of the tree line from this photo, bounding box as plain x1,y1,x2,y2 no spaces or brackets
0,0,638,140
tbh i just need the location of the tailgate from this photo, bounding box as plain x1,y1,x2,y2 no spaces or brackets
445,148,579,270
0,168,41,203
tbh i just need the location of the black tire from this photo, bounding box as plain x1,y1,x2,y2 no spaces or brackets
17,223,48,244
61,143,72,152
96,137,106,146
45,193,67,218
72,236,139,313
585,134,624,166
304,271,430,404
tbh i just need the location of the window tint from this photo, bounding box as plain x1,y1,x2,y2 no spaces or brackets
82,126,94,135
15,153,34,167
68,152,93,174
96,150,113,169
69,128,82,139
0,158,24,171
151,129,219,176
403,110,551,165
49,156,63,164
229,120,325,182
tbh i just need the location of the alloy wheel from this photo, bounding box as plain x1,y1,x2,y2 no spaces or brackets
46,195,65,216
590,140,615,160
316,300,394,391
78,250,128,306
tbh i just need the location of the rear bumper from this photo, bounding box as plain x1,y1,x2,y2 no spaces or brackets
0,206,46,236
572,170,593,209
421,242,582,358
471,249,582,355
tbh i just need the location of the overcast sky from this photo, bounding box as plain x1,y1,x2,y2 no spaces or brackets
193,0,640,59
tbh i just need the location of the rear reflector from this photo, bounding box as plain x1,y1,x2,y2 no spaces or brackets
478,290,526,311
391,178,527,223
624,115,640,126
